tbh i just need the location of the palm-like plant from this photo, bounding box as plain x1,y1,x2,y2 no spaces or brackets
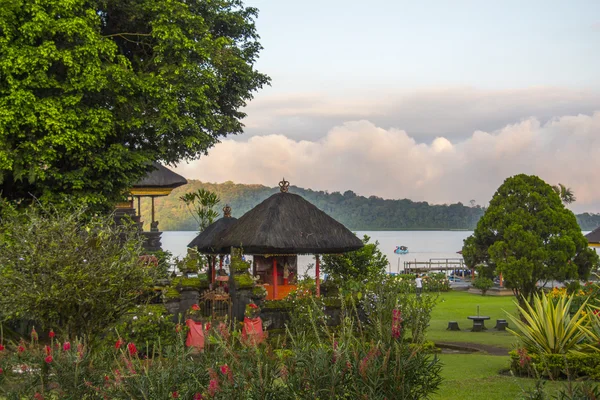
552,183,576,205
506,293,589,354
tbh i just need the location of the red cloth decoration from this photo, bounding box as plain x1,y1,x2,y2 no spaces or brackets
185,319,205,350
241,317,264,345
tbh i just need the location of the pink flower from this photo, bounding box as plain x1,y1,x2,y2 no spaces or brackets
127,342,138,356
517,348,531,367
48,330,55,338
0,344,4,351
220,364,230,375
63,342,71,351
34,393,44,400
193,393,203,400
17,345,25,353
45,355,53,364
205,322,211,331
115,339,124,349
192,304,200,311
172,392,179,398
0,368,3,374
208,379,219,396
45,345,52,356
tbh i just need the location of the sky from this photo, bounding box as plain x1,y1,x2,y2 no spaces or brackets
176,0,600,213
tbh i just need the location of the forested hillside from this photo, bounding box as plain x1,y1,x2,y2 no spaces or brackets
139,180,600,232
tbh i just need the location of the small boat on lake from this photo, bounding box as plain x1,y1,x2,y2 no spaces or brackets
394,245,409,255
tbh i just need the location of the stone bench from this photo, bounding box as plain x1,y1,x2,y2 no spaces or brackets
495,319,509,331
447,321,460,331
471,322,484,332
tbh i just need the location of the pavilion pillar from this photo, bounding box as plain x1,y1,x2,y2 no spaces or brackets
219,255,223,271
272,258,278,300
499,272,504,288
315,255,321,297
212,256,216,284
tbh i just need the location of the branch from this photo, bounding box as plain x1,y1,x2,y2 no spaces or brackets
102,32,152,38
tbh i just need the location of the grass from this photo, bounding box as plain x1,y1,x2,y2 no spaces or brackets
427,291,565,399
427,290,519,349
431,354,563,400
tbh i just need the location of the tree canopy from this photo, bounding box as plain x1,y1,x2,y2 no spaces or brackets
462,174,598,305
0,0,269,208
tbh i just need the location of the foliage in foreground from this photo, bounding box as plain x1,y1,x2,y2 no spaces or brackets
0,293,443,399
506,293,589,355
0,203,156,341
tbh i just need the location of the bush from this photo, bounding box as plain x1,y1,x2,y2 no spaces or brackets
0,204,156,342
510,349,600,379
473,277,494,295
101,304,179,353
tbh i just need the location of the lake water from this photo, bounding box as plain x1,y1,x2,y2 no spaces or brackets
161,230,473,276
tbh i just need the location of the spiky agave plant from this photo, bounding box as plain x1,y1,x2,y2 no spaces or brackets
506,293,589,355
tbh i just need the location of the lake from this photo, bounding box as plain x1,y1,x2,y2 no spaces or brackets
162,230,473,276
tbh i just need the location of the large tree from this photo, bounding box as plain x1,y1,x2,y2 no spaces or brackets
463,174,598,306
0,0,269,208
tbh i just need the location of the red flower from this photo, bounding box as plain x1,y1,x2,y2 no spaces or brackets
220,364,230,375
127,342,138,356
48,330,55,338
17,345,25,353
205,322,211,331
249,303,258,309
191,304,200,311
63,342,71,351
175,324,182,333
0,368,3,374
115,338,124,349
34,393,44,400
193,393,203,400
172,392,179,399
45,355,53,364
0,344,4,351
45,345,52,356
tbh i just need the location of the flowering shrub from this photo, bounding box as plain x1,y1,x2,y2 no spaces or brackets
0,286,442,399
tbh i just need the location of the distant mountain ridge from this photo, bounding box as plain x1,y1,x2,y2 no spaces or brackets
139,180,600,232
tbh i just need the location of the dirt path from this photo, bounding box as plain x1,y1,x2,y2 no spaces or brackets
435,341,510,356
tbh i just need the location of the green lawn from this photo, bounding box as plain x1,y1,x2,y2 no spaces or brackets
431,354,563,400
426,291,566,399
427,291,520,349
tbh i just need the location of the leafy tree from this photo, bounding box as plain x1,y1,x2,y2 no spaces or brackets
0,202,156,341
321,235,388,289
179,188,221,232
552,183,576,205
472,277,494,295
463,174,598,307
0,0,269,208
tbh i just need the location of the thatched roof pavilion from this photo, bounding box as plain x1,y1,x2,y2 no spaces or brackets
188,205,238,254
585,227,600,248
216,182,363,255
131,162,188,195
216,179,363,298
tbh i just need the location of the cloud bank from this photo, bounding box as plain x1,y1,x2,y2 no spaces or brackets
240,87,600,144
176,111,600,213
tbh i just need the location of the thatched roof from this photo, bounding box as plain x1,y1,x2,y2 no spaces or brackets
188,211,238,255
585,227,600,244
133,162,187,189
215,191,363,255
